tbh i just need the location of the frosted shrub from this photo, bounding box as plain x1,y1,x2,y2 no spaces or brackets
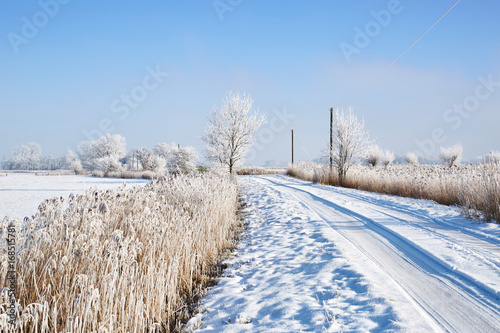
383,150,395,168
365,146,384,167
79,134,127,171
94,155,123,174
405,152,419,165
148,154,166,173
70,159,83,174
440,144,463,168
0,173,240,332
486,151,500,164
171,146,198,174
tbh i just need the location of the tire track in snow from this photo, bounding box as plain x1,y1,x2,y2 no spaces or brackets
256,175,500,333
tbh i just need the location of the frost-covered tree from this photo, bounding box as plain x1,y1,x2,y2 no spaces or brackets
365,145,384,167
440,144,463,168
404,152,419,165
171,146,198,174
78,134,126,172
202,92,266,174
153,143,176,162
136,148,166,173
328,107,370,185
7,142,42,170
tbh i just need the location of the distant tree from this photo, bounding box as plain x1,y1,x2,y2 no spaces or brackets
79,134,126,172
440,144,463,168
171,146,198,173
136,148,166,173
404,152,419,165
7,142,42,170
328,107,370,185
153,143,176,162
202,92,266,174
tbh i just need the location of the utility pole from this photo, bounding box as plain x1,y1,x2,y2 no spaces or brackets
330,107,333,173
291,129,294,167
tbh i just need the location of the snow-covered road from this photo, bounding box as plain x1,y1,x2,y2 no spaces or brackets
187,175,500,332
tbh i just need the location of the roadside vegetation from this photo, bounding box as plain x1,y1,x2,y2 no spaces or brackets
288,161,500,223
236,167,287,175
0,173,242,332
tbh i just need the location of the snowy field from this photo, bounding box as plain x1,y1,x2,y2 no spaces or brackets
186,175,500,332
0,173,149,220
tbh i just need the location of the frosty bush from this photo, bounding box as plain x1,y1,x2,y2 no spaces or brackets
136,148,166,173
405,152,419,165
365,146,384,167
384,150,395,167
171,146,198,173
440,144,463,168
79,134,127,172
139,144,198,174
70,159,83,174
94,155,123,173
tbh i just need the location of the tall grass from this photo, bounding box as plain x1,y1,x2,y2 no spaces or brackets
288,162,500,223
236,167,287,176
0,173,241,332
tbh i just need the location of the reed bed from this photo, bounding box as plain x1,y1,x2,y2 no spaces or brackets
236,167,287,176
0,173,241,332
288,161,500,223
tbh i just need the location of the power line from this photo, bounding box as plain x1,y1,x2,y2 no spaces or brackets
295,134,314,161
294,0,462,132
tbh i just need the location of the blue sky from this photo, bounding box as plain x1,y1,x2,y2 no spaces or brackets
1,0,499,165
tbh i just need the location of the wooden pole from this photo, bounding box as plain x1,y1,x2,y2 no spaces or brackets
330,107,333,173
291,129,294,166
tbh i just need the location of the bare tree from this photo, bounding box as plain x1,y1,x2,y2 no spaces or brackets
329,107,370,185
202,92,266,174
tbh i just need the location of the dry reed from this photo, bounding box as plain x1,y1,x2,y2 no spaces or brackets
236,167,286,176
288,162,500,223
0,173,241,332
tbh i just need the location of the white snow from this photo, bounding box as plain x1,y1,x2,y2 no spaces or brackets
186,175,500,332
0,173,149,220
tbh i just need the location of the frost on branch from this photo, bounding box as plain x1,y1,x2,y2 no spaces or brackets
326,107,371,185
202,91,266,174
78,134,127,172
